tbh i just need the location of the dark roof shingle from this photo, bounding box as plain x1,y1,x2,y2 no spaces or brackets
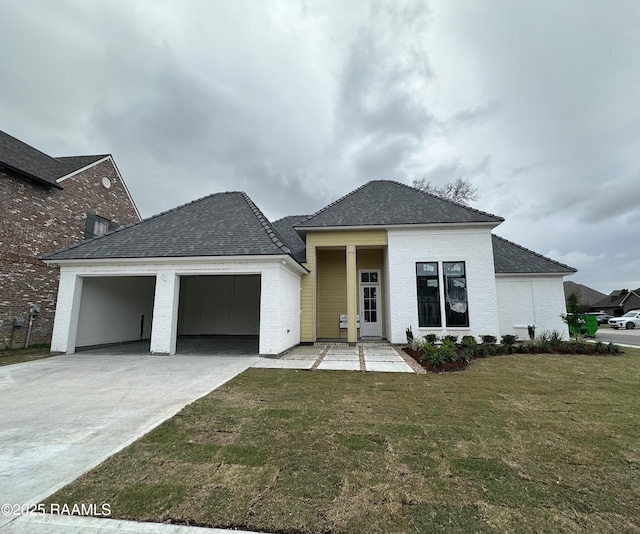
271,215,309,263
492,235,577,274
295,180,503,229
0,130,107,188
43,191,293,261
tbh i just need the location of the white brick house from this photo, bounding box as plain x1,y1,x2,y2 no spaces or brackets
44,181,575,355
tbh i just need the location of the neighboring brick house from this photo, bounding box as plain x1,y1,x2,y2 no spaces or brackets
0,130,140,348
590,289,640,317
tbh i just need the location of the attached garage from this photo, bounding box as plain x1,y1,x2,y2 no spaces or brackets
178,275,260,336
76,276,155,349
44,191,307,356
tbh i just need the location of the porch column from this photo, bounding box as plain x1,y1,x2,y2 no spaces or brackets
150,270,179,355
346,244,358,344
50,271,83,354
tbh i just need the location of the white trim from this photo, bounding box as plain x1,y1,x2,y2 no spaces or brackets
56,155,141,220
43,254,308,275
108,155,141,220
359,269,382,337
495,272,572,278
56,156,110,183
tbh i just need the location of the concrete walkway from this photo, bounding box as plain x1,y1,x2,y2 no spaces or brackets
252,343,415,373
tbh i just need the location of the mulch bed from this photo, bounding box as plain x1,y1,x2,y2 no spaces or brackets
403,347,470,373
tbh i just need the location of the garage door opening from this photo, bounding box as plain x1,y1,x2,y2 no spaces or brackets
76,276,155,350
176,275,260,355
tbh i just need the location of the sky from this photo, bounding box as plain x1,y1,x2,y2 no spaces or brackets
1,0,638,295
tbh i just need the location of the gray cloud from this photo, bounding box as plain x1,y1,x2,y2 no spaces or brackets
0,0,638,293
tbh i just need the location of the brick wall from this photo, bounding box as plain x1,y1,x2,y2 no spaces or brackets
0,158,139,348
386,227,501,343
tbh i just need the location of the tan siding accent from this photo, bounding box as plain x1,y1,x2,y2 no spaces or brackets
300,229,388,342
316,249,348,339
307,230,387,248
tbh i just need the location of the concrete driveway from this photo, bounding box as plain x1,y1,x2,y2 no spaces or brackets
0,351,259,525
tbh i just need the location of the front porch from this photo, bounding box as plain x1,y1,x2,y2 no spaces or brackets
299,229,389,344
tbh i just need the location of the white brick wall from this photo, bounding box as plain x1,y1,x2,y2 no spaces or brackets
386,227,500,343
49,256,303,355
496,275,569,339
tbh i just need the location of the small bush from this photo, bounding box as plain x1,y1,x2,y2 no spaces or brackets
481,335,497,345
428,349,444,367
607,342,621,354
419,341,435,361
549,330,565,346
439,340,457,362
460,335,477,349
459,348,474,363
425,334,439,344
501,335,518,346
443,335,458,344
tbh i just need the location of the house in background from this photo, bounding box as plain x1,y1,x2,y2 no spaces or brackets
590,289,640,317
43,180,576,355
0,130,140,348
563,281,607,311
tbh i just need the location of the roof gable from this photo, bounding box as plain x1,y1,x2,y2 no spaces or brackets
295,180,503,229
492,235,577,274
43,191,293,261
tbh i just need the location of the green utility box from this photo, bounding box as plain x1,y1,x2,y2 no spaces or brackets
568,314,599,338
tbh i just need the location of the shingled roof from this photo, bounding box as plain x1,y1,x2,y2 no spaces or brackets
271,215,308,263
295,180,503,230
492,235,576,274
0,130,106,188
43,191,293,261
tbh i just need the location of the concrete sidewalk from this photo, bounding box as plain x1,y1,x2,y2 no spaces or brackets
252,343,416,372
0,514,269,534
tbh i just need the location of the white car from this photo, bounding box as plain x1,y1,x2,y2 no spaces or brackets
608,310,640,330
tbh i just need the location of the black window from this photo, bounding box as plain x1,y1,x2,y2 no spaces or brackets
443,261,469,327
85,213,117,239
416,262,441,327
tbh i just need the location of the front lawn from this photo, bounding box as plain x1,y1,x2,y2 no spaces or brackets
0,344,53,367
45,350,640,533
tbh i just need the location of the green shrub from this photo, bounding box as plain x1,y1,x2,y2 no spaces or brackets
460,335,477,349
443,335,458,344
607,342,621,354
481,335,497,345
428,349,444,367
425,334,439,344
459,348,474,363
594,341,605,354
501,335,518,346
549,330,565,345
439,340,458,362
419,341,435,361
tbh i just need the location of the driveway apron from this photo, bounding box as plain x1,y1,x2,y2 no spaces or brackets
0,352,259,522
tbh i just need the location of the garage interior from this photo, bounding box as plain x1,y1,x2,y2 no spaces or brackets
76,276,155,349
176,274,261,354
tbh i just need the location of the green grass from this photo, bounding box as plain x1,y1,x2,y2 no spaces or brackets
0,344,53,367
45,350,640,533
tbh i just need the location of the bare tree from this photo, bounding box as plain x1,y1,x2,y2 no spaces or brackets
412,177,479,205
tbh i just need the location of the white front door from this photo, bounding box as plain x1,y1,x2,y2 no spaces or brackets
359,270,382,337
